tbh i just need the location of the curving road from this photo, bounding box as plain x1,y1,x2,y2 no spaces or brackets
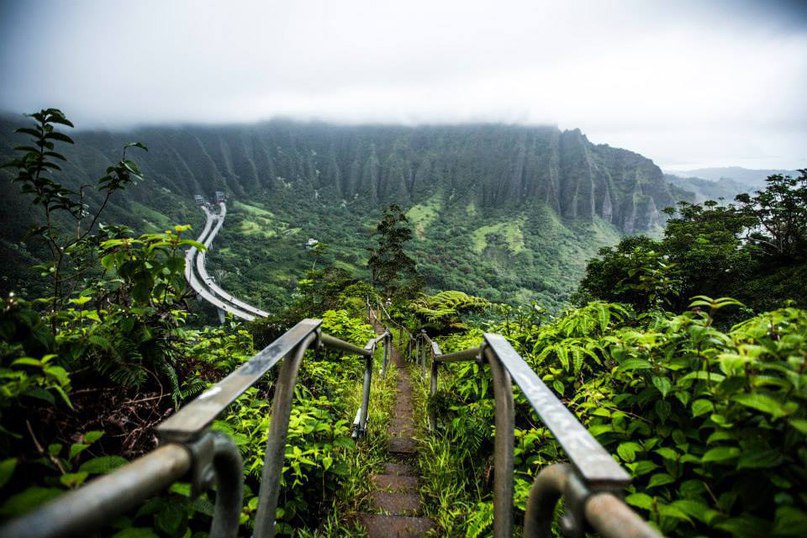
195,203,270,318
185,201,262,321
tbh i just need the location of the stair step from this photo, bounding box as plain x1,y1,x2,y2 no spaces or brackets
371,474,419,492
390,417,414,429
358,514,435,537
388,437,417,455
369,491,421,515
383,463,416,476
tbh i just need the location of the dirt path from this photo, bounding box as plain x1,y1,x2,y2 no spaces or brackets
357,321,434,536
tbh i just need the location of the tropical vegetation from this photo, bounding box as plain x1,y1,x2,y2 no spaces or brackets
0,109,804,537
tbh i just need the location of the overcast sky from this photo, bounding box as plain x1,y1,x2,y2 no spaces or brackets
1,0,805,170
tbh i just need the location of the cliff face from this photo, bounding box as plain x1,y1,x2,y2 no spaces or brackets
1,119,679,233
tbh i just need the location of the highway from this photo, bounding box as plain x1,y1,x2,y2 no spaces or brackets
195,203,270,318
185,201,260,321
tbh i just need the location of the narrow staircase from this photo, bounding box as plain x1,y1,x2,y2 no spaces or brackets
358,329,435,537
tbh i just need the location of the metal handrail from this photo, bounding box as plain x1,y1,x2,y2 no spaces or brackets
371,299,414,362
0,319,389,538
425,331,662,538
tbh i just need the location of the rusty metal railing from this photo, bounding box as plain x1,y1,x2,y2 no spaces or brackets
0,319,389,538
422,332,662,538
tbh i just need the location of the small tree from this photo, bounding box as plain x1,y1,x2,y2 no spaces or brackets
3,108,147,320
367,204,421,300
735,170,807,261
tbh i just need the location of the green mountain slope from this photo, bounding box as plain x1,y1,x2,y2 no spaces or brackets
0,117,688,310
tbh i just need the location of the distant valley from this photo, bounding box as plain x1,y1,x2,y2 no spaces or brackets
664,166,800,203
0,116,775,311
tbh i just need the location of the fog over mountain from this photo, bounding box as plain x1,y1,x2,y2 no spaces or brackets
1,0,806,170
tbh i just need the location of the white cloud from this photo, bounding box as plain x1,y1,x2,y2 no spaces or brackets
1,0,805,169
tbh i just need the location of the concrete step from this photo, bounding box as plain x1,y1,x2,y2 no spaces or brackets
371,474,419,493
358,514,436,537
369,491,421,516
383,463,416,476
388,437,418,456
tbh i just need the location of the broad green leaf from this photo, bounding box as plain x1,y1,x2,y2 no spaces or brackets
155,503,185,536
69,443,90,461
11,357,42,368
691,399,714,417
627,460,659,476
648,473,675,488
124,142,148,152
706,430,734,445
658,502,692,522
169,483,191,497
625,492,654,510
737,449,782,469
652,376,672,398
670,499,713,523
79,456,127,474
654,447,678,460
619,359,652,371
789,418,807,435
59,472,89,489
0,487,62,517
0,459,17,488
655,400,671,423
701,446,740,463
773,506,807,536
617,442,642,463
680,371,725,383
83,431,104,444
733,392,795,419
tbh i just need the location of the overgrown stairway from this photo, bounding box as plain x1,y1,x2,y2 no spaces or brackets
358,323,435,537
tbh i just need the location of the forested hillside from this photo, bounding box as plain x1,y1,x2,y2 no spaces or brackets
0,116,686,311
0,110,805,537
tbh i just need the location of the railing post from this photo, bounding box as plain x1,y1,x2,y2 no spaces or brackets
355,348,373,437
208,433,244,538
523,463,571,538
485,346,515,538
254,333,317,538
380,334,389,378
420,331,427,368
429,360,439,429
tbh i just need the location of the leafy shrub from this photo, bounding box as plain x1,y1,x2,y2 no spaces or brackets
427,298,807,536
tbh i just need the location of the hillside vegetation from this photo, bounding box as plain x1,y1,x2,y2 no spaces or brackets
1,116,683,312
1,110,804,537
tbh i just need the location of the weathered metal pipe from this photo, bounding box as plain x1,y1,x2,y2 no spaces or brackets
320,332,372,357
0,444,192,538
209,433,244,538
585,492,663,538
356,348,374,436
435,346,481,363
254,333,317,538
429,360,439,429
523,463,571,538
381,334,390,377
485,347,515,538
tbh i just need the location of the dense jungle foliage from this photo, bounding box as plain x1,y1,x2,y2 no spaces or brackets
0,111,395,536
1,110,805,537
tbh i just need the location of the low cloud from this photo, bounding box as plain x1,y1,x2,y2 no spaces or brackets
1,0,805,169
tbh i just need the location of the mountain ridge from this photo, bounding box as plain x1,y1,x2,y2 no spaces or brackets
0,118,689,309
0,120,681,234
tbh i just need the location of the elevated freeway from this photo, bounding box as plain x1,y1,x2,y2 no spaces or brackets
185,201,261,321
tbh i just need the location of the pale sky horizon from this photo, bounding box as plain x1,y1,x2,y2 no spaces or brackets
1,0,805,171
